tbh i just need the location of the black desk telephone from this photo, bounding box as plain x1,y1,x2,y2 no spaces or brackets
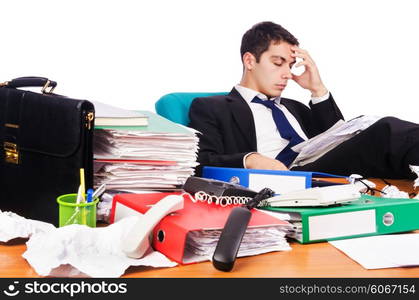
182,176,257,198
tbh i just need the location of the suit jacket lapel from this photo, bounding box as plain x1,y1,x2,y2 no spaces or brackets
226,88,257,149
280,98,310,138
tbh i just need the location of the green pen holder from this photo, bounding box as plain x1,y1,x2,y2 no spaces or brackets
57,193,99,227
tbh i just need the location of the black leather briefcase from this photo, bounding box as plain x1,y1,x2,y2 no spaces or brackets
0,77,95,225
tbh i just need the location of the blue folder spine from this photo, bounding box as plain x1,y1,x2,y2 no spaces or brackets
202,166,312,190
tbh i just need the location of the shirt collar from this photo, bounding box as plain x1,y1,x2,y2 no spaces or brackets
235,84,281,104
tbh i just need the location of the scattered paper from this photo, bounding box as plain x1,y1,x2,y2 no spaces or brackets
96,192,115,223
380,185,410,199
410,165,419,188
330,234,419,269
22,216,177,277
0,210,55,242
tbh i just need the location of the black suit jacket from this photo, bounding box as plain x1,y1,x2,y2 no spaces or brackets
189,87,344,173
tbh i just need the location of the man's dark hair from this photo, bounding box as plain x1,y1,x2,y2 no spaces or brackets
240,21,299,62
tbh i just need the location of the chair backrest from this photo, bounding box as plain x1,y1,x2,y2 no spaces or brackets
155,92,228,126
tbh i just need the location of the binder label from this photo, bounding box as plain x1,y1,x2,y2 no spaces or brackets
249,173,306,194
308,209,376,240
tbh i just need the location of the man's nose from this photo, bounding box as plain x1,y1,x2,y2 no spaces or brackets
282,67,292,79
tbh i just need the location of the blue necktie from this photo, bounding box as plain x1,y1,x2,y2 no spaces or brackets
252,96,304,167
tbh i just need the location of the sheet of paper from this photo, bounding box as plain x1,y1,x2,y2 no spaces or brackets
329,233,419,269
0,211,177,277
22,216,177,277
92,101,147,119
291,115,381,167
380,185,410,198
0,210,55,242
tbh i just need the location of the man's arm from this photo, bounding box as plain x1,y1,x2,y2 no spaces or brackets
290,46,344,135
308,93,344,135
245,153,288,170
291,46,328,97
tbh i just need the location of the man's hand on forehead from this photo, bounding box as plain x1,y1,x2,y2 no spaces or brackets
289,46,328,97
290,46,317,69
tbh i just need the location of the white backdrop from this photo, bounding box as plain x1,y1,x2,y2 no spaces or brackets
2,0,418,122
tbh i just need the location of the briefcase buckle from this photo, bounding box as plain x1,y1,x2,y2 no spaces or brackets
41,80,56,94
4,142,19,164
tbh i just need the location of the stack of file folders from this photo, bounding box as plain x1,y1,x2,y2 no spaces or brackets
110,192,292,264
93,107,199,193
262,194,419,244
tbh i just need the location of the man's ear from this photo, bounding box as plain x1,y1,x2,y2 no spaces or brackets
242,52,256,71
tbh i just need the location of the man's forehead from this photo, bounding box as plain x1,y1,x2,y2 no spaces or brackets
267,43,295,62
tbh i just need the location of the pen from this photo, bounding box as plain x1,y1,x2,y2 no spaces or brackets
87,189,94,203
80,168,86,203
76,185,83,204
92,183,106,199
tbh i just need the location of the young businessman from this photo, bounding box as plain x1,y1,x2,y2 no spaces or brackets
189,21,419,179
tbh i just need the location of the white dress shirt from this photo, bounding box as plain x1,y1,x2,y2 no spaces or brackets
234,85,329,167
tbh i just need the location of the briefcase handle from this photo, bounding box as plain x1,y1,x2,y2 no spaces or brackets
5,76,57,93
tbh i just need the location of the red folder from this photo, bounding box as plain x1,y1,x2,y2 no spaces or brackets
110,192,290,264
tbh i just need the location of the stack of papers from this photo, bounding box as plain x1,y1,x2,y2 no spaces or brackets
270,212,303,241
93,110,199,192
185,226,291,260
291,115,381,167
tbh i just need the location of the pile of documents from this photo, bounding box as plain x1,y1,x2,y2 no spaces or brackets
291,115,381,167
93,106,199,193
262,194,419,244
185,226,291,260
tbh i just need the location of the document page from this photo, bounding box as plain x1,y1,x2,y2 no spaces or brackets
291,115,381,167
329,233,419,269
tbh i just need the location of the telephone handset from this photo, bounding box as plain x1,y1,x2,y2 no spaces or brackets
182,176,257,198
212,188,275,272
122,194,184,259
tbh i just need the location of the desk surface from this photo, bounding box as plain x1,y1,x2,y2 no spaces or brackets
1,179,418,278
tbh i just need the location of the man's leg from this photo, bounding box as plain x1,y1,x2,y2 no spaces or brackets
292,117,419,179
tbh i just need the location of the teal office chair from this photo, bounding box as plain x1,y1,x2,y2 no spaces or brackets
155,92,228,126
